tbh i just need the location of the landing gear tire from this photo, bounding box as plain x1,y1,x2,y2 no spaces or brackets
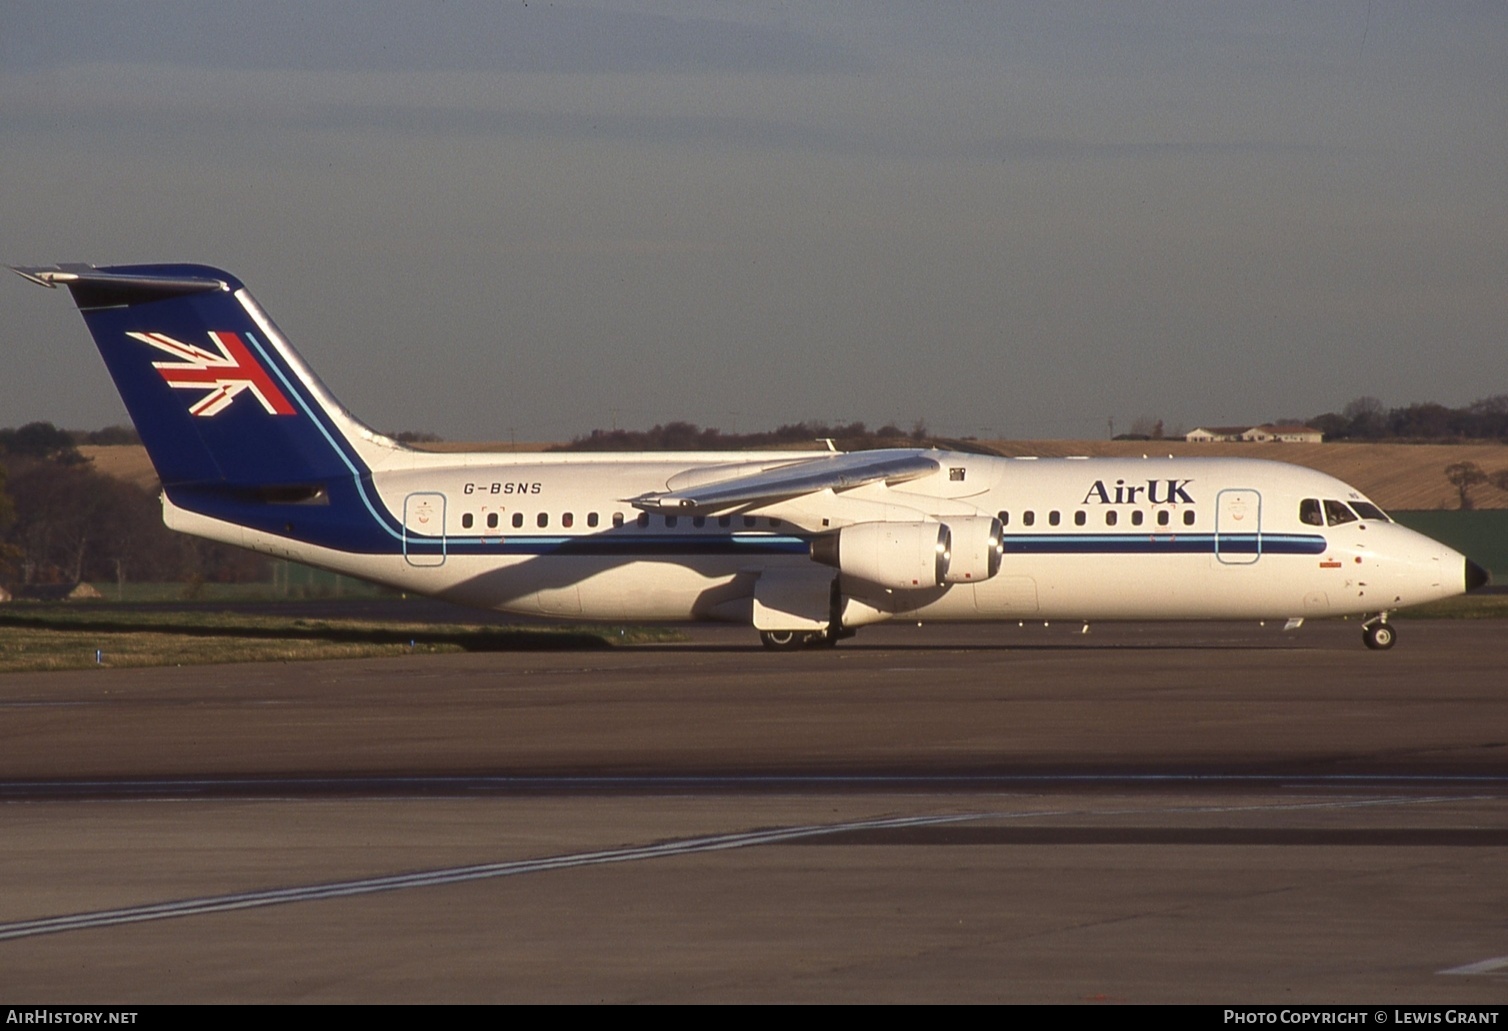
1363,622,1396,651
759,629,842,650
760,630,806,650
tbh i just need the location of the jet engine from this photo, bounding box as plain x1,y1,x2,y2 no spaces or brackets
940,515,1004,583
810,521,951,589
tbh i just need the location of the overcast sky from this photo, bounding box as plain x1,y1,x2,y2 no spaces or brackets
4,2,1505,442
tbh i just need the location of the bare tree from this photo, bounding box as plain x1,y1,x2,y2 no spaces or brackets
1444,461,1489,510
4,456,202,584
1343,396,1388,438
0,462,19,583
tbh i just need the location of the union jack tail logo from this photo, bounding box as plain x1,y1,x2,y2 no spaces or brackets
128,331,295,417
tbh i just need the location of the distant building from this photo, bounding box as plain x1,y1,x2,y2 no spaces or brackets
1244,423,1324,443
1185,425,1252,443
1186,423,1323,444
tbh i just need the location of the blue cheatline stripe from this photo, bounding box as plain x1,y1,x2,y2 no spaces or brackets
424,534,812,557
308,530,1331,561
1001,533,1326,556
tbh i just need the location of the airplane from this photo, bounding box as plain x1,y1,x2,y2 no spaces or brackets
12,262,1490,651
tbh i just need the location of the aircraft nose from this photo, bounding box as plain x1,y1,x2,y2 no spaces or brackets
1465,558,1490,593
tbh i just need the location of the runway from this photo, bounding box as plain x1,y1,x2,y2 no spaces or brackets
2,618,1506,1002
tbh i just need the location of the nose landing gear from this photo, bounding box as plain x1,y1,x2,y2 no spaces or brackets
1362,615,1396,651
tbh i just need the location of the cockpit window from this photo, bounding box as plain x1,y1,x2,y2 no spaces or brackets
1299,498,1323,526
1350,501,1390,522
1323,499,1358,526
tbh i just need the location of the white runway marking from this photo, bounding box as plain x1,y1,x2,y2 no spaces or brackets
0,812,983,943
0,794,1479,943
1439,954,1508,976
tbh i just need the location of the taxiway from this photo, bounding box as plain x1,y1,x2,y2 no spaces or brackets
2,619,1505,1002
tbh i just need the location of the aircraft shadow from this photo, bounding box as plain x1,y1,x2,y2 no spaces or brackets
0,612,611,652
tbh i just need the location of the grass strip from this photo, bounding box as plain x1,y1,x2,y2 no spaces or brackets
0,605,684,673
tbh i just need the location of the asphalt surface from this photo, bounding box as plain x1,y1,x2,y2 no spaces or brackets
2,617,1506,1002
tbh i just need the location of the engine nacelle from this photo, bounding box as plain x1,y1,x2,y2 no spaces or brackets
810,521,951,590
941,515,1003,583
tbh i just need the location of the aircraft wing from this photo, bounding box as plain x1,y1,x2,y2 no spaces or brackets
630,449,940,512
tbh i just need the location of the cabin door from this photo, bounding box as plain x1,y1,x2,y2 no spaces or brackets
403,491,448,567
1214,488,1262,565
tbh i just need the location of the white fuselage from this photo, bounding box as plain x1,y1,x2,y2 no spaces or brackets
164,450,1469,627
21,261,1475,645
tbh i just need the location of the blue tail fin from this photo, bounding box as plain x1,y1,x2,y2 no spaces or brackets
14,263,416,557
13,263,391,489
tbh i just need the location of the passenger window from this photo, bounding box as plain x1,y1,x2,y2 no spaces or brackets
587,512,599,528
1048,510,1061,526
743,516,757,528
718,515,731,528
1324,500,1358,526
537,513,548,528
1299,498,1323,526
1182,510,1195,527
1157,510,1170,527
612,512,624,527
770,518,782,527
562,512,574,528
693,516,706,528
636,512,649,528
1105,510,1117,527
997,511,1010,526
665,515,678,528
1022,511,1036,527
1074,511,1086,526
512,512,524,529
1131,510,1144,527
487,512,499,529
461,512,474,529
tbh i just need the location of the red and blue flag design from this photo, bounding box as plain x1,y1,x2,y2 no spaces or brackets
128,330,295,417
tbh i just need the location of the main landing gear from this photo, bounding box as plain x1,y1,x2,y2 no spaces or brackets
1362,615,1396,651
759,628,843,650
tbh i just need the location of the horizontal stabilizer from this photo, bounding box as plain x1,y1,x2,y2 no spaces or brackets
12,264,227,309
